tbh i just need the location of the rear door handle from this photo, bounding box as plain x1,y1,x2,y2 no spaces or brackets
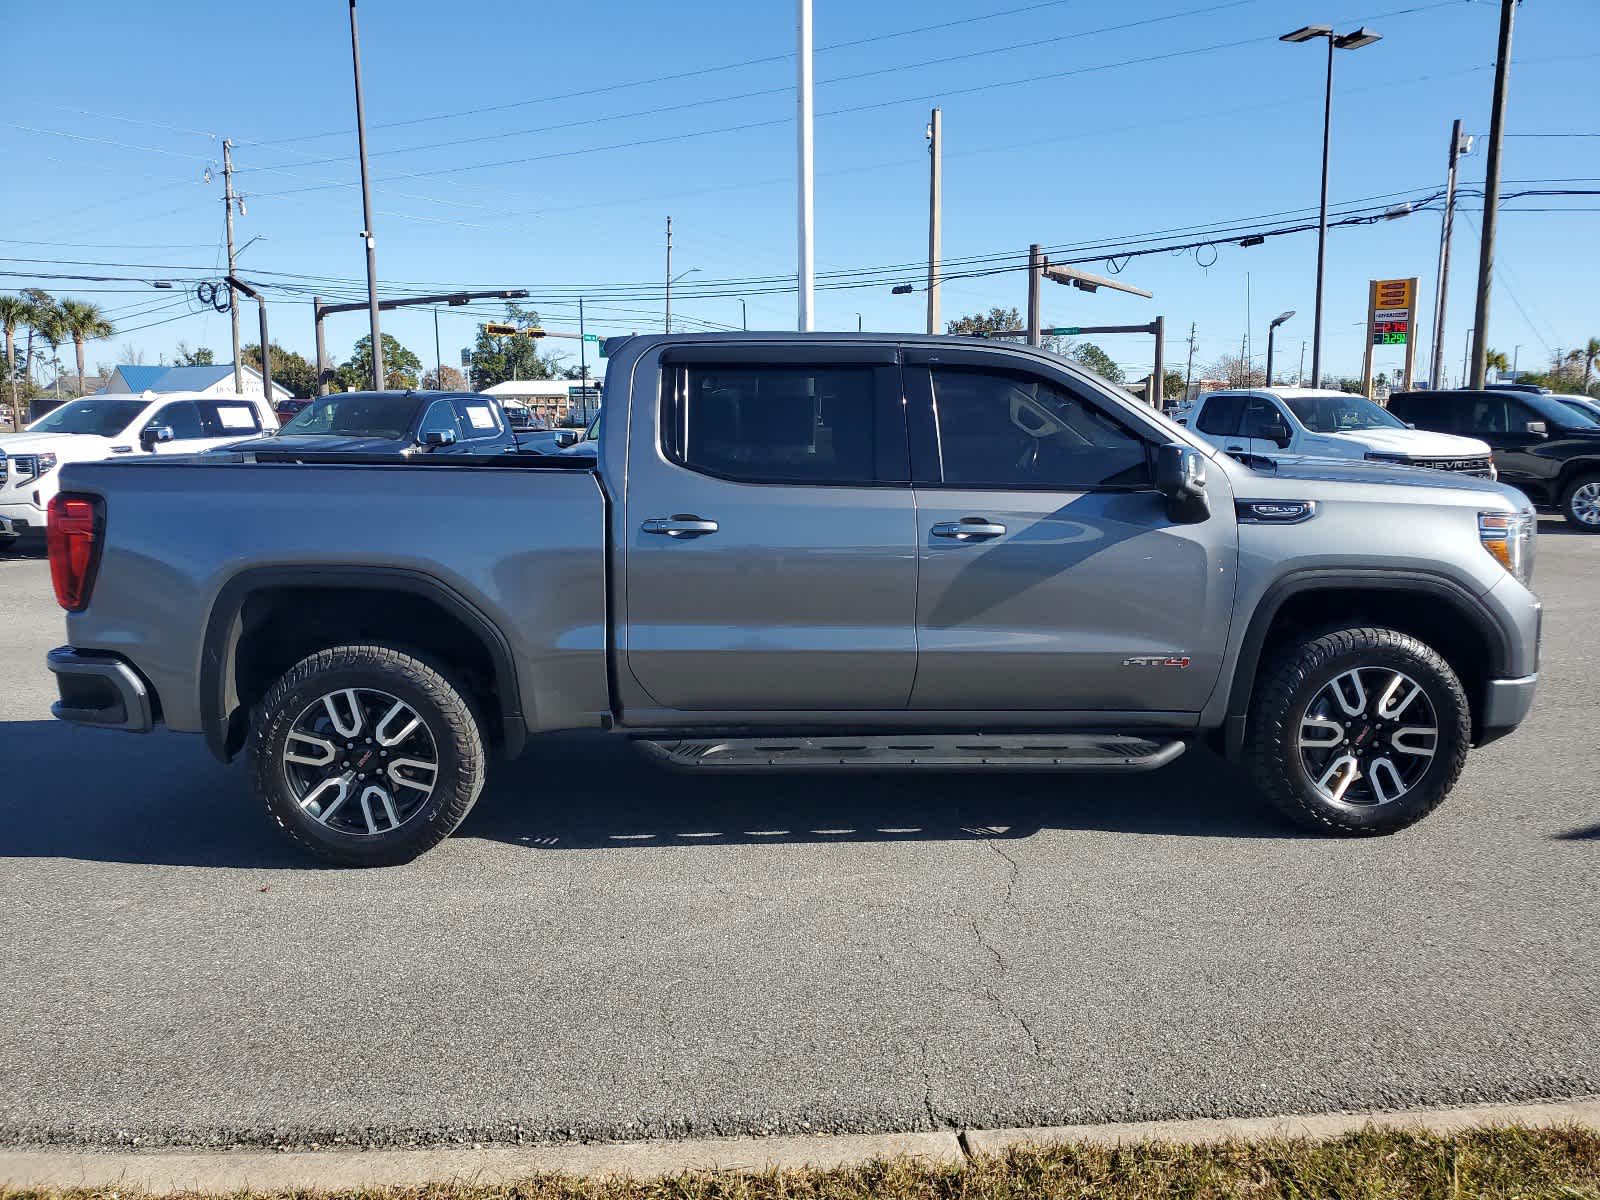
931,519,1007,541
642,515,719,538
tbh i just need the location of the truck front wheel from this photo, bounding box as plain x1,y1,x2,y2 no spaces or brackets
1245,626,1470,835
1559,473,1600,531
250,644,487,866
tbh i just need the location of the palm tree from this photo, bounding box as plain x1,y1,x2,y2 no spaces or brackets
59,299,114,396
1584,336,1600,396
30,300,67,397
1485,348,1510,378
0,294,27,430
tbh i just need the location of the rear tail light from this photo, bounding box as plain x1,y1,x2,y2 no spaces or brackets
47,494,105,612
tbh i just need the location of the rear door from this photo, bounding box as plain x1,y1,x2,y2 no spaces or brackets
1193,393,1251,458
903,350,1237,714
621,344,918,712
452,395,508,451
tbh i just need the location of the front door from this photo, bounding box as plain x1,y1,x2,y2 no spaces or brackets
903,354,1237,713
622,346,918,712
1460,393,1557,494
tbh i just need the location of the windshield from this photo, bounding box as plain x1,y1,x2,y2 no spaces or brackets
1282,393,1406,433
26,399,148,437
278,393,423,439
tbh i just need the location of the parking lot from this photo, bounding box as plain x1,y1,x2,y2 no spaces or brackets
1,524,1596,1150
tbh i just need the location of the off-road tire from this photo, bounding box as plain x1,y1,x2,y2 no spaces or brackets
251,643,487,866
1245,626,1470,835
1559,472,1600,531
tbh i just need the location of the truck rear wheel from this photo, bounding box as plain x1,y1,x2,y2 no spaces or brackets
1245,626,1470,835
250,644,487,866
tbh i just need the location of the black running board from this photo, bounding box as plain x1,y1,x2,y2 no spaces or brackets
637,733,1186,772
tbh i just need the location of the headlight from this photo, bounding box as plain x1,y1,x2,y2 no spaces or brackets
1479,510,1535,585
36,452,57,476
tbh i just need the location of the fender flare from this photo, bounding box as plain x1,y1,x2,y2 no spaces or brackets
199,565,526,763
1222,569,1510,761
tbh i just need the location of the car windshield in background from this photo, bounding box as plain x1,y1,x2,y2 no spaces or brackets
26,399,148,437
1526,392,1600,427
1283,394,1406,433
278,393,423,439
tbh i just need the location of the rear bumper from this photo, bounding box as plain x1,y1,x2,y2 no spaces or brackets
47,647,157,733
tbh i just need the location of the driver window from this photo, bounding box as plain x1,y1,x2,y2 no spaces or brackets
419,399,463,441
929,367,1151,489
146,401,204,440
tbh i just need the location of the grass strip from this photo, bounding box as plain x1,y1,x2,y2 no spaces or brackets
5,1125,1600,1200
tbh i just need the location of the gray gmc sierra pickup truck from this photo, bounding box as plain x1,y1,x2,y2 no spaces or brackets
44,334,1541,865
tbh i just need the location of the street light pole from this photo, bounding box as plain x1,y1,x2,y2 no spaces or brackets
1267,310,1295,388
433,306,442,389
664,215,672,333
1281,23,1383,388
1471,0,1517,390
796,0,815,332
740,298,747,331
926,106,942,336
348,0,384,390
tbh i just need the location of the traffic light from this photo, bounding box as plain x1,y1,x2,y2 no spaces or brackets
522,326,547,340
484,322,517,336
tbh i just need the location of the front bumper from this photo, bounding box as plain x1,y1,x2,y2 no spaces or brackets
1477,673,1538,745
0,499,44,540
47,647,157,733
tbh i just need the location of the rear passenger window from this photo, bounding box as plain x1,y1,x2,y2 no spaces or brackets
929,367,1151,490
664,364,891,484
453,398,501,439
1196,394,1245,436
197,401,262,437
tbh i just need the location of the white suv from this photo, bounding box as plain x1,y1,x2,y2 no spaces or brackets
1184,387,1496,478
0,391,274,546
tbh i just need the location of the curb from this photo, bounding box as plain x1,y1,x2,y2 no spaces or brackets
3,1098,1598,1193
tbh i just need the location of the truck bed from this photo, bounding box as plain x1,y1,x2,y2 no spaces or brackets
58,454,612,742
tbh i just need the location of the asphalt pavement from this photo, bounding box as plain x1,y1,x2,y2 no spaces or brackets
1,526,1596,1149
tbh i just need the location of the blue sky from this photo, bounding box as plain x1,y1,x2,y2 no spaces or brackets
3,0,1596,385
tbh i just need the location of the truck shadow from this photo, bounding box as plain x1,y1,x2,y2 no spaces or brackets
0,721,1299,870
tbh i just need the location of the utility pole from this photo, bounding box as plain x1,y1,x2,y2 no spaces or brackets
796,0,815,332
1183,322,1197,398
1298,340,1307,385
349,0,384,390
1430,119,1468,389
1240,330,1248,388
578,297,588,417
221,139,242,393
313,296,330,394
433,306,442,389
926,106,942,336
1470,0,1516,390
740,298,747,331
1026,244,1043,346
1462,326,1474,388
664,215,673,333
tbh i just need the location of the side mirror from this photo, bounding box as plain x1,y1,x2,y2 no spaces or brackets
1265,421,1293,449
1525,420,1548,437
556,430,579,448
1155,442,1210,524
140,425,175,452
420,428,458,448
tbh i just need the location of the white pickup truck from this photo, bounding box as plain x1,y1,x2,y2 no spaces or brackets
1182,387,1496,478
0,391,276,547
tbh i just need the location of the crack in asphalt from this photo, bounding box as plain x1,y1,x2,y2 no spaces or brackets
967,832,1045,1059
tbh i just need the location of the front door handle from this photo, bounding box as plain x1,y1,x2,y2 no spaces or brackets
642,515,719,539
1226,444,1246,452
931,519,1007,541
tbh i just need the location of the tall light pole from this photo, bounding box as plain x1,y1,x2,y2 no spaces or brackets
1266,311,1295,387
667,267,699,333
926,106,942,336
1281,23,1382,388
664,215,672,333
796,0,815,332
1470,0,1517,390
348,0,384,389
1430,120,1470,389
740,298,748,331
221,139,243,392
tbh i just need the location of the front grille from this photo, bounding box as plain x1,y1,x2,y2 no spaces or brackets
0,455,7,484
9,454,38,479
1368,453,1494,478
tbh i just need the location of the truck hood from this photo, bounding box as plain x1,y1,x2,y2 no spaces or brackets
1240,452,1524,504
219,434,419,455
1325,426,1491,459
0,431,126,461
